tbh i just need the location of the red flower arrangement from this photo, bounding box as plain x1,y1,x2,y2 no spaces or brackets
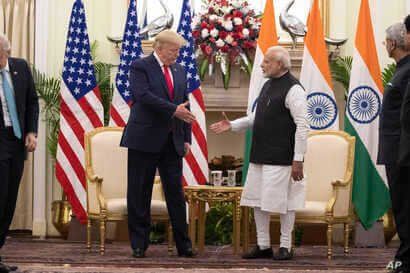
192,0,261,89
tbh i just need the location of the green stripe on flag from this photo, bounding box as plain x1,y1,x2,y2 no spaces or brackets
345,117,391,229
242,129,252,185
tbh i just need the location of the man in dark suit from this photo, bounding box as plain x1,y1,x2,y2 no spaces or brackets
0,34,39,273
393,15,410,273
120,30,196,258
377,23,410,273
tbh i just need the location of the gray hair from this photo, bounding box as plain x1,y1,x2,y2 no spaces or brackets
0,34,11,54
267,46,291,70
386,22,406,49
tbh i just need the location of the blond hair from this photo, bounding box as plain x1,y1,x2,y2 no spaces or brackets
153,30,187,49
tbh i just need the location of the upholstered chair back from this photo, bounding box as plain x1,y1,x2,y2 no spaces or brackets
304,132,352,204
86,128,127,214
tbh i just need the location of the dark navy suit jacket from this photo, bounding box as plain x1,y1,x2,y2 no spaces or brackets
120,54,191,156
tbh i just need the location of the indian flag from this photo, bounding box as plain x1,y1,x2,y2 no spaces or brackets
242,0,278,183
300,0,339,130
345,0,390,229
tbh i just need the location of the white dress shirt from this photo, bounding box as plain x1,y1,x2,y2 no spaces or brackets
0,62,14,127
231,84,308,161
153,51,174,86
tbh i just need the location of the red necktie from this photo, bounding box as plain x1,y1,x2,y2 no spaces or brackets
163,65,174,100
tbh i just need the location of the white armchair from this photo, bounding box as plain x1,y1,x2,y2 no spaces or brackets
84,127,172,255
270,130,355,259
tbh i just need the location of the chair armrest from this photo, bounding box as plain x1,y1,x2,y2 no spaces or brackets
85,166,106,211
326,176,352,218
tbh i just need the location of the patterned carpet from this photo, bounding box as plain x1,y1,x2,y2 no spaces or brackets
0,237,395,272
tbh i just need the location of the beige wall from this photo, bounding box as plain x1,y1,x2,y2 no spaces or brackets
329,0,408,69
45,0,127,76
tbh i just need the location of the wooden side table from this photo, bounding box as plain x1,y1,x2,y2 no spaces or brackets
184,185,249,254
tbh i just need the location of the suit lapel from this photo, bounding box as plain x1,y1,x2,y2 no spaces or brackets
148,54,172,101
7,58,22,115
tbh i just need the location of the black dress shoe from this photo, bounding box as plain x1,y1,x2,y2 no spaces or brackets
273,247,293,260
178,248,197,258
4,265,16,272
132,248,145,258
0,263,10,273
242,246,273,259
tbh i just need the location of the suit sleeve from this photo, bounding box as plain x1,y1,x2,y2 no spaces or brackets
401,82,410,134
182,71,192,144
129,61,177,119
24,60,39,134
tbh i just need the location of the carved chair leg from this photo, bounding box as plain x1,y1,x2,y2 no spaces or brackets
99,214,106,255
167,221,173,255
327,223,333,260
86,219,92,253
344,223,350,254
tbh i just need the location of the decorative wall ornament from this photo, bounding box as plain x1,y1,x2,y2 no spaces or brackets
279,0,347,48
107,0,173,47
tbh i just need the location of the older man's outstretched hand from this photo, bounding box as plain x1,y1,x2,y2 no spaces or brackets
210,112,231,134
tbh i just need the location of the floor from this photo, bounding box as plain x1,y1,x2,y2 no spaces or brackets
0,237,396,273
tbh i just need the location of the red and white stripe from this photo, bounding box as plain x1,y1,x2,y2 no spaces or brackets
182,88,208,186
109,91,131,127
56,82,104,224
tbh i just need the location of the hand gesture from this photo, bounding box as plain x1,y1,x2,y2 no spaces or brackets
210,112,231,134
25,133,37,152
174,101,196,124
291,161,304,181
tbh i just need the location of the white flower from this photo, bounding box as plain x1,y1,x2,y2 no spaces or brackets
215,39,225,47
210,28,219,38
242,28,250,37
225,35,234,45
223,20,233,31
201,28,210,38
209,14,218,22
233,17,243,26
241,6,250,14
222,6,233,14
192,16,200,27
230,0,242,8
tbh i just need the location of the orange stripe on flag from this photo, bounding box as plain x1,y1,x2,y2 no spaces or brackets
355,0,383,93
258,0,278,54
305,0,333,89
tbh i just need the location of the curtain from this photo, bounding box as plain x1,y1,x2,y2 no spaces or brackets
0,0,35,230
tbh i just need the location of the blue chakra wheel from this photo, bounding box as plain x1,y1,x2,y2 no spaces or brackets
347,85,381,124
307,92,338,130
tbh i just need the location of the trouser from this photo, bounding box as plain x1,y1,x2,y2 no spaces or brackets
127,134,191,254
386,165,409,268
253,207,295,249
0,128,25,249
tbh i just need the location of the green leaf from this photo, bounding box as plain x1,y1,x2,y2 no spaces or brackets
329,56,352,98
199,58,209,81
31,66,61,159
223,62,231,90
382,63,396,88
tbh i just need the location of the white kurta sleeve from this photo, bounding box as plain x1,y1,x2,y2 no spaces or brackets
230,112,255,133
285,84,309,161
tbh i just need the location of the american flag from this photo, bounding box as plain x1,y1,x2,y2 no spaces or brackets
177,0,208,185
56,0,104,224
109,0,144,126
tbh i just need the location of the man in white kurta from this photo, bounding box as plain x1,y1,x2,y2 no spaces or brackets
211,46,308,260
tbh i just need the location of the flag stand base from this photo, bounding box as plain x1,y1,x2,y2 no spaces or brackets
354,220,385,248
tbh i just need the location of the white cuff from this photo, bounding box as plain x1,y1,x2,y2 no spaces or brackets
293,153,304,162
230,120,240,132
